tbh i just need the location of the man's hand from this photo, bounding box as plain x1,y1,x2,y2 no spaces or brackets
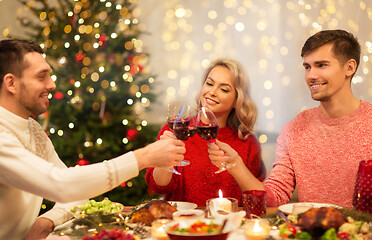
25,217,54,240
159,130,176,140
134,138,186,170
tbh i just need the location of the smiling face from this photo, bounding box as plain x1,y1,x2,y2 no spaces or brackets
14,52,56,118
302,43,353,103
200,65,236,126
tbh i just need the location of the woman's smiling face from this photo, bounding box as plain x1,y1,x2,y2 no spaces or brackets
200,65,236,125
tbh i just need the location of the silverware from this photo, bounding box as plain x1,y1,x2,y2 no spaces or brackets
276,209,290,223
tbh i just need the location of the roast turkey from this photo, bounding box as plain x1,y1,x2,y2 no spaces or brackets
297,207,347,239
131,200,178,226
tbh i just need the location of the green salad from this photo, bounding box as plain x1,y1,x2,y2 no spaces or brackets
71,198,123,215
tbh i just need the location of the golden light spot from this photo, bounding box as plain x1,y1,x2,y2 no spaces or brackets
264,81,273,90
265,110,274,119
91,72,99,82
39,12,47,20
130,84,139,95
167,70,178,79
82,57,91,66
64,25,72,34
43,27,51,36
92,102,100,111
167,87,176,96
140,84,150,93
259,134,268,144
125,41,133,50
101,80,109,89
208,10,217,19
2,28,9,37
263,97,271,106
81,67,89,75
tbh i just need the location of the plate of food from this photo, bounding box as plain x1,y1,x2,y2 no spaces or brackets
276,207,372,239
165,219,233,240
168,201,198,210
278,202,342,215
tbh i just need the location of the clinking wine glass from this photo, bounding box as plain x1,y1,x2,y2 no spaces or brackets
196,106,235,173
165,103,191,175
173,104,197,164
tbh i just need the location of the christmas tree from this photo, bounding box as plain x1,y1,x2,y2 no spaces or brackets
15,0,160,210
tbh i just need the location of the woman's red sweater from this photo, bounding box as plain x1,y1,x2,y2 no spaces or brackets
145,124,265,206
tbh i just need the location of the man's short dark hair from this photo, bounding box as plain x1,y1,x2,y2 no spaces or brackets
0,39,44,87
301,30,361,75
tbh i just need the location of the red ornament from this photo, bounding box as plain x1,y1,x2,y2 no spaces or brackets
98,33,107,47
127,54,133,62
129,64,139,75
120,182,127,187
126,128,138,140
54,91,64,100
76,159,90,166
75,52,85,62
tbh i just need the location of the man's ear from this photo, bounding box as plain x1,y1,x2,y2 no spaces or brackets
3,73,17,94
345,59,357,78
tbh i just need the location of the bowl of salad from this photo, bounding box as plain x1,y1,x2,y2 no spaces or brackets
165,219,232,240
71,198,124,222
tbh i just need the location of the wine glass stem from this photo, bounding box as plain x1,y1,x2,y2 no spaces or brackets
166,167,181,175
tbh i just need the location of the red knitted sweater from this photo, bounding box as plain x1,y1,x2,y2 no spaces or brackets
264,100,372,207
145,124,265,207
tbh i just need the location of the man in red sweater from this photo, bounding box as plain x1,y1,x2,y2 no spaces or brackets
209,29,372,208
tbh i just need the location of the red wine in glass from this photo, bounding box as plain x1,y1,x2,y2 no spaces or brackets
167,119,175,130
173,119,192,141
189,127,197,138
196,125,219,140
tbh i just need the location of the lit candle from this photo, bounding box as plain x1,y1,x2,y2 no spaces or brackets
244,219,271,240
213,189,232,212
151,219,170,240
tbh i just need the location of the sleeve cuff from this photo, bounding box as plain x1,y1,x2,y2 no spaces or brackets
38,207,73,227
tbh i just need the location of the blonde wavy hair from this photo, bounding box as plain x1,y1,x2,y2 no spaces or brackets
196,58,258,140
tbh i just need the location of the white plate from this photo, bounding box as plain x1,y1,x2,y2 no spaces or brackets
278,202,342,215
168,201,197,210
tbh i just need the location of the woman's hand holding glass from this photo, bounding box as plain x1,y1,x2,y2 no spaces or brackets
207,139,239,173
196,106,231,173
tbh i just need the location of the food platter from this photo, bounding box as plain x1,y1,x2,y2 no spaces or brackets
168,201,198,210
278,202,341,215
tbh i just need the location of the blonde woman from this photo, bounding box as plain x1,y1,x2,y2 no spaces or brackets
146,58,265,206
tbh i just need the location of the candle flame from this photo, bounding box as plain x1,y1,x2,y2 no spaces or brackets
253,220,263,232
218,189,223,198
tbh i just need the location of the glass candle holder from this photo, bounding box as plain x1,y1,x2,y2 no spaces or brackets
151,219,171,240
206,197,238,218
244,219,271,240
242,190,266,219
353,159,372,214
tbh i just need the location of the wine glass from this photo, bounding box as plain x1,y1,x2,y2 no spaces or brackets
164,102,191,175
197,106,234,173
173,105,197,163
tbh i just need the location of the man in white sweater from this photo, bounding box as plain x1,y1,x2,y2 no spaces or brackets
0,39,186,239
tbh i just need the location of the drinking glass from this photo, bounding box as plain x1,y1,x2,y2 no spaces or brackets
352,159,372,214
164,102,191,175
197,106,235,173
173,104,197,164
242,190,267,219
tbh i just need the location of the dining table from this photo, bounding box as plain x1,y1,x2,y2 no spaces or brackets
47,206,280,240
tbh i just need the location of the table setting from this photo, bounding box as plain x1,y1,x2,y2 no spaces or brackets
48,184,372,240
